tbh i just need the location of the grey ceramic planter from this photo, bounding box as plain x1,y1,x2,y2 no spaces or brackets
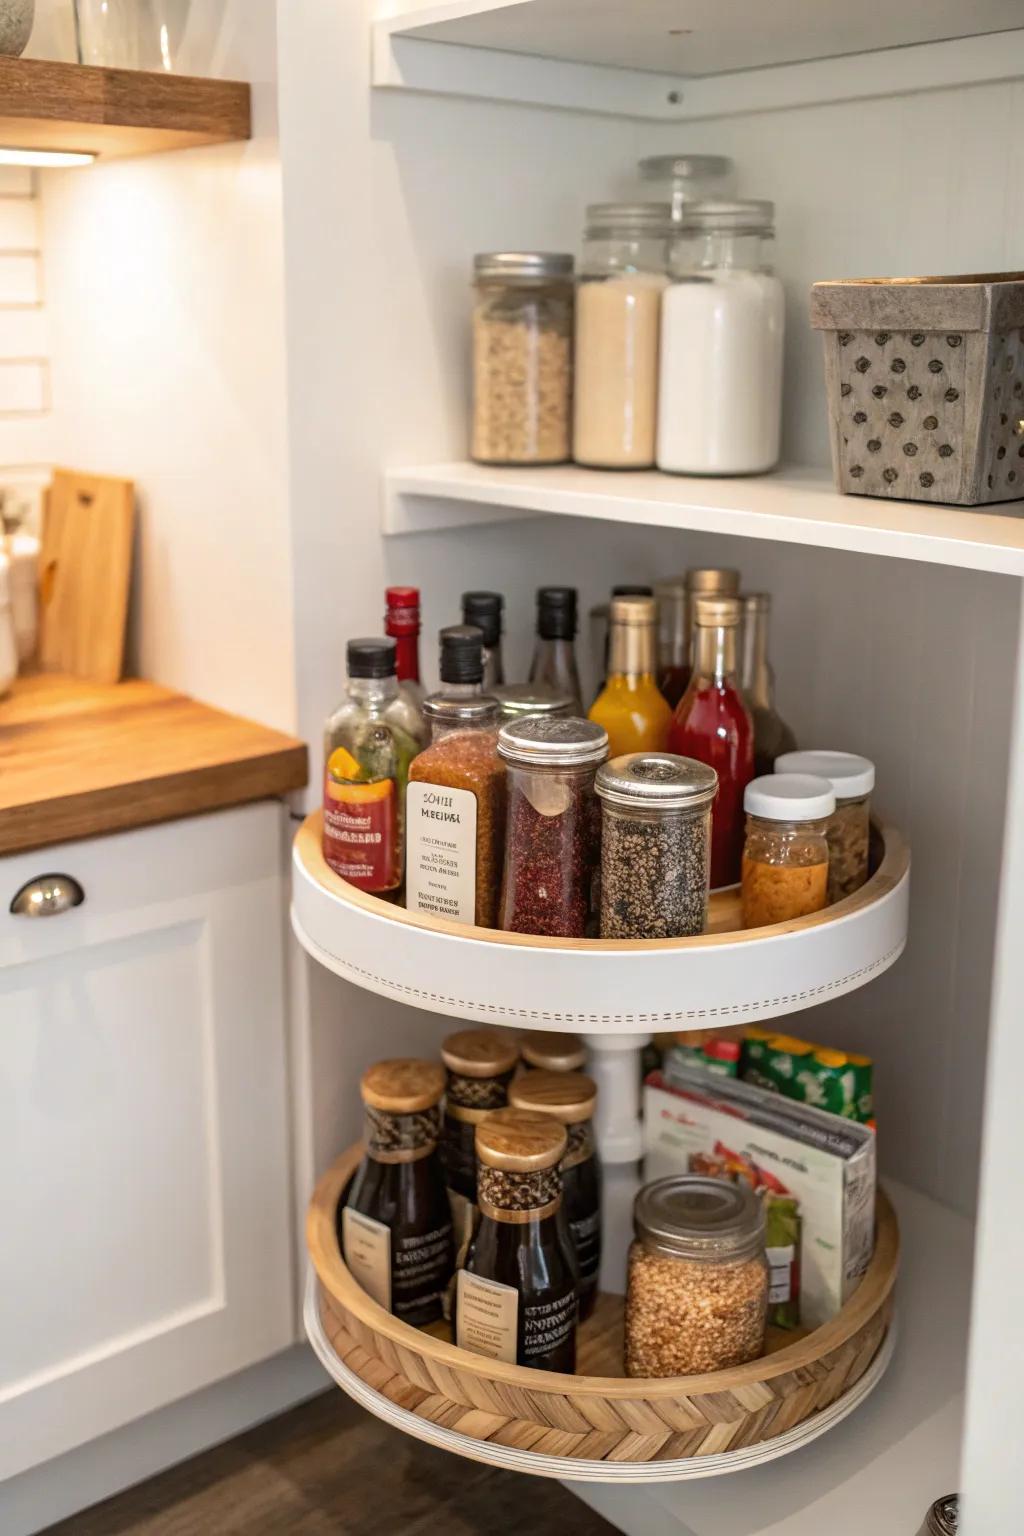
811,275,1024,507
0,0,33,56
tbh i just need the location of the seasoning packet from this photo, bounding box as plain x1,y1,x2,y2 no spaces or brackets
665,1030,741,1081
741,1027,874,1124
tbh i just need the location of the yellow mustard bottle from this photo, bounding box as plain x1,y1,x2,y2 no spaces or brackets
589,594,672,757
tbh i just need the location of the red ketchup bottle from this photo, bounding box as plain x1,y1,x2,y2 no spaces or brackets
668,594,754,888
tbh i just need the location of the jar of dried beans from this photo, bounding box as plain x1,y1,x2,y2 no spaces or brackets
471,252,574,465
596,752,717,939
497,716,608,937
625,1176,768,1377
740,774,835,929
775,750,876,902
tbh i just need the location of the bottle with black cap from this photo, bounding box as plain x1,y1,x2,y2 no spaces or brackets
528,586,583,715
322,637,424,894
406,626,507,927
461,591,505,691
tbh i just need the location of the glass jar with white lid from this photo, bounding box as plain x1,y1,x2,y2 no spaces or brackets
657,200,785,476
775,750,876,901
574,203,672,469
741,773,836,929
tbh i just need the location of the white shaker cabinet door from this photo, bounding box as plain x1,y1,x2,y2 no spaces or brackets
0,802,295,1479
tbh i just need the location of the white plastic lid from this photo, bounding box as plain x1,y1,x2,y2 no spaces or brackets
775,750,875,799
744,773,836,821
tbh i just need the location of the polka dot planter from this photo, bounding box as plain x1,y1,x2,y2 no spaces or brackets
811,274,1024,506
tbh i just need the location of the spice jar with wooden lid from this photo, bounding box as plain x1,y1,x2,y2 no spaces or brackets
509,1071,602,1320
741,774,835,929
341,1060,454,1327
520,1030,587,1073
441,1027,520,1212
457,1108,579,1371
775,749,876,901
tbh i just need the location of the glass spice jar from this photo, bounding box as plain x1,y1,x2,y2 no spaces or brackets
341,1059,454,1327
775,750,876,902
625,1176,768,1377
457,1108,579,1371
440,1027,520,1212
741,774,836,929
596,752,718,939
520,1030,587,1073
509,1071,602,1321
492,682,574,722
471,252,574,466
497,716,608,938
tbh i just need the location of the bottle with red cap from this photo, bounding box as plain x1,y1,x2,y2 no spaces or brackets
385,586,426,720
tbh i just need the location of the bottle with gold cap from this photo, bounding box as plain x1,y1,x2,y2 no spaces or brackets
341,1059,454,1327
458,1108,578,1372
589,594,672,758
440,1027,520,1233
520,1030,587,1074
669,593,754,887
508,1071,602,1321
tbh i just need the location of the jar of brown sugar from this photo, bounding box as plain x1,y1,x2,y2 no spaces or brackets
740,773,835,929
775,750,876,902
625,1176,767,1377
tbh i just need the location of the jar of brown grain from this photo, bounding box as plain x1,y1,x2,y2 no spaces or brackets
625,1176,768,1377
740,773,835,929
775,750,876,902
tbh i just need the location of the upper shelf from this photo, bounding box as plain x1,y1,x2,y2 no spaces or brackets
385,461,1024,577
0,56,251,161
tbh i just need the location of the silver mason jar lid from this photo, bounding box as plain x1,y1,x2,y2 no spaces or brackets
473,252,574,280
584,201,672,235
491,682,574,719
634,1176,765,1263
595,752,718,812
678,198,775,234
422,692,500,724
921,1497,958,1536
497,714,608,769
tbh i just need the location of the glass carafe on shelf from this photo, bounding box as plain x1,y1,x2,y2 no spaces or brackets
529,586,584,715
589,595,672,758
74,0,190,69
740,592,796,777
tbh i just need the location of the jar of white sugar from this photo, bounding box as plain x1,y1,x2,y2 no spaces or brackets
657,200,784,476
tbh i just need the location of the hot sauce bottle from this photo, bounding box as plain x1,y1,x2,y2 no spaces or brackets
668,595,754,888
385,585,425,717
589,595,672,757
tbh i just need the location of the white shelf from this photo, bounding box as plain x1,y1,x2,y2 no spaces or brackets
385,460,1024,576
291,813,909,1036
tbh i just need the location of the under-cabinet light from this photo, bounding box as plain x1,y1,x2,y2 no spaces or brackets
0,148,96,168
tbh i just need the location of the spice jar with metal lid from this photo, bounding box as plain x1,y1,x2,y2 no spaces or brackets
741,774,835,929
520,1030,587,1073
458,1108,579,1371
625,1175,768,1377
492,682,574,721
440,1028,520,1209
917,1496,958,1536
341,1060,454,1327
509,1071,602,1320
775,749,876,902
596,752,718,939
498,716,608,937
471,252,574,466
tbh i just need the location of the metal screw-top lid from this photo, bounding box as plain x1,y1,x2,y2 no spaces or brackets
686,566,740,596
498,714,608,769
775,749,876,799
360,1059,446,1113
584,201,672,239
509,1070,597,1125
693,594,742,627
441,1028,519,1079
679,198,775,235
474,251,574,280
439,623,484,685
744,772,836,822
520,1030,587,1072
475,1107,567,1171
922,1496,958,1536
610,594,657,626
347,636,397,679
596,752,719,812
422,692,499,725
537,584,578,640
634,1176,765,1263
461,590,503,646
492,682,574,719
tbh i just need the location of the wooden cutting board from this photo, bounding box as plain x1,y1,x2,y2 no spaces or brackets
38,467,135,684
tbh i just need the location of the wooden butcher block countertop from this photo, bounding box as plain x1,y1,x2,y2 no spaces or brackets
0,674,308,855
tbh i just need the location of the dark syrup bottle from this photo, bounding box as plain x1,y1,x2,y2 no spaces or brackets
440,1027,520,1250
458,1108,578,1372
340,1059,454,1327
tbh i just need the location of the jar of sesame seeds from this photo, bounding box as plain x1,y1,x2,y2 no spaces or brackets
596,752,718,939
625,1176,768,1377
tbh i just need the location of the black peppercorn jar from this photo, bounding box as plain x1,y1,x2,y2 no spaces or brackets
458,1108,579,1372
595,752,718,939
497,716,608,938
508,1070,602,1321
440,1027,520,1210
341,1059,454,1328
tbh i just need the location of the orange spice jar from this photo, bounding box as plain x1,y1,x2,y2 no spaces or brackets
740,774,835,929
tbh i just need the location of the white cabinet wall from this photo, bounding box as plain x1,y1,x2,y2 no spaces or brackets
0,802,296,1481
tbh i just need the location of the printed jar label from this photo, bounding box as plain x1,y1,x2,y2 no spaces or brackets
392,1220,453,1321
456,1269,517,1364
570,1208,601,1285
323,769,396,891
342,1207,391,1312
406,782,478,922
521,1290,577,1363
767,1243,796,1304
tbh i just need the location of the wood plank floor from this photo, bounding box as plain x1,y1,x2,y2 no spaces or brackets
41,1390,621,1535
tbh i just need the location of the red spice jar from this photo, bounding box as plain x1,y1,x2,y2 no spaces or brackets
668,595,754,888
497,716,608,938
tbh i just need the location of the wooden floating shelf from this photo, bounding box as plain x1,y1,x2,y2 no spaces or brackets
290,811,910,1033
305,1144,898,1481
0,56,251,161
